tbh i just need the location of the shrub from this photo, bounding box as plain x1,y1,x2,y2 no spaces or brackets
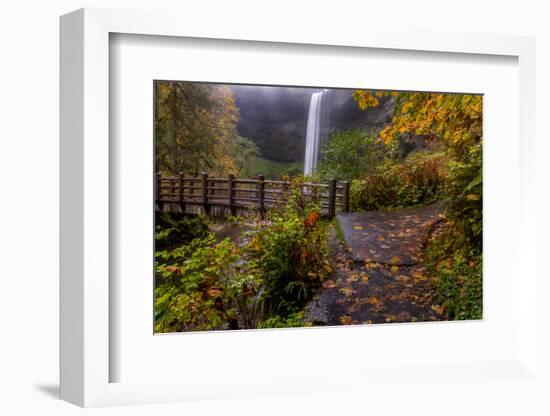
155,233,264,332
318,129,401,181
423,142,482,320
424,222,482,320
350,151,448,211
259,311,305,328
245,186,332,317
445,141,482,248
154,181,333,331
155,212,209,249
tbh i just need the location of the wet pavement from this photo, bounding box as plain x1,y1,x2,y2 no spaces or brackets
305,202,446,326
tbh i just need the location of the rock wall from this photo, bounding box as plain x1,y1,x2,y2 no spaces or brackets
230,85,396,163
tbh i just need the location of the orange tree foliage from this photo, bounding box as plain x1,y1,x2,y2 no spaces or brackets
353,90,482,158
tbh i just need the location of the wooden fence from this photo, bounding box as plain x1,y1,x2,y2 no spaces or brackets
155,172,350,218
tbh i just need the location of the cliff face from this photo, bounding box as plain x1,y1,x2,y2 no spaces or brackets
320,89,394,145
230,85,395,163
230,85,310,163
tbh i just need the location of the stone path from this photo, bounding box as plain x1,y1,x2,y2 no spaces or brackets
305,202,446,326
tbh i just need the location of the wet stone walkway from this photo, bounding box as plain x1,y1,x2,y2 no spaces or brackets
305,202,446,325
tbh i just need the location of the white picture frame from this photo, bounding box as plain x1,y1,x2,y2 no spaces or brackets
60,7,538,408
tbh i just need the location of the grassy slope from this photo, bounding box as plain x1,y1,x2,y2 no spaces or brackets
241,156,304,180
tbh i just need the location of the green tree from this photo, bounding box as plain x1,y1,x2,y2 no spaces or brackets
318,129,400,181
233,136,261,175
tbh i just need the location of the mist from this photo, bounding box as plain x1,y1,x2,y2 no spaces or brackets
229,84,393,163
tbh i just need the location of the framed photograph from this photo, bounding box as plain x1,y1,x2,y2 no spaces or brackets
151,80,482,334
60,8,539,408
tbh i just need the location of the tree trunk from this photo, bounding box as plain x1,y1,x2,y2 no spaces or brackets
170,82,178,174
154,81,160,174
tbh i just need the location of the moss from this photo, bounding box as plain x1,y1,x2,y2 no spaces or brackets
332,218,346,243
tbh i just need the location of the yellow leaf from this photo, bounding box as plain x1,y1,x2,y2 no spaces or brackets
206,286,223,298
390,256,401,264
412,272,426,282
347,273,359,282
339,287,354,297
367,296,379,305
339,315,352,325
431,304,445,315
322,280,336,289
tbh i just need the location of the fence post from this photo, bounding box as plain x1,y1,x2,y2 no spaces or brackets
328,178,337,219
155,172,163,211
228,173,236,216
178,172,185,213
257,174,265,217
201,172,209,215
342,181,350,213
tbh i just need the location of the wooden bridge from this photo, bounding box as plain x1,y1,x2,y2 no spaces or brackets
155,173,350,218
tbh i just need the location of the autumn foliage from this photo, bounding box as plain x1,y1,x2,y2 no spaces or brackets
353,90,482,157
155,81,258,177
155,182,332,332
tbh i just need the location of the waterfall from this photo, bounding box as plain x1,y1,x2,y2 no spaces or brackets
304,91,325,176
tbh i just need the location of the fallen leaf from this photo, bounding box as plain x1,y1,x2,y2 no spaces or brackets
412,272,426,282
367,296,379,305
390,256,402,264
339,287,354,297
431,304,445,314
347,273,359,282
322,280,336,289
207,286,223,298
339,315,352,325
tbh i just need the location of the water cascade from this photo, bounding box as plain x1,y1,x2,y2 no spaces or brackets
303,91,326,175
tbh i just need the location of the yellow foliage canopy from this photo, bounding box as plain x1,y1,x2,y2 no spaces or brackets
353,90,482,157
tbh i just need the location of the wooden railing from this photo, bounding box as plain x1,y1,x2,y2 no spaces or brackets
155,172,350,218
